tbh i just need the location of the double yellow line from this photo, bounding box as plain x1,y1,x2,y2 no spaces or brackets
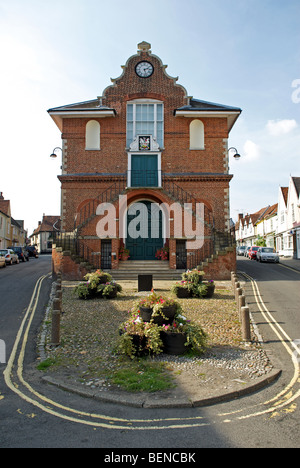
3,274,209,430
233,271,300,419
4,272,299,429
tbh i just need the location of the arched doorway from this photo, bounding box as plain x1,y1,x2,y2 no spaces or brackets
126,200,164,260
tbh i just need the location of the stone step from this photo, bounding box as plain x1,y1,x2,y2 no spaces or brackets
109,271,184,280
106,261,185,280
118,261,171,271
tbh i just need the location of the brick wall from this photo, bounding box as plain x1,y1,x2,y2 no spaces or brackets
53,46,235,270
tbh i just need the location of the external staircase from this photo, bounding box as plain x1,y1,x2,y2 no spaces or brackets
55,175,235,278
107,260,185,281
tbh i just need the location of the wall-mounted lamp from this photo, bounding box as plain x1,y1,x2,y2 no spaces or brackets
228,147,241,160
50,147,62,159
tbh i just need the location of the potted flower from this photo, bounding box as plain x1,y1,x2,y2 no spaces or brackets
194,280,215,298
155,243,169,260
74,271,121,299
161,314,208,355
171,280,194,298
118,311,163,358
119,244,130,261
84,269,112,285
161,318,188,355
182,269,204,284
138,289,162,321
97,281,121,299
138,290,179,325
202,280,215,298
73,281,91,300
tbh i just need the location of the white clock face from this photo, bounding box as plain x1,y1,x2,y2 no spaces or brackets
135,61,154,78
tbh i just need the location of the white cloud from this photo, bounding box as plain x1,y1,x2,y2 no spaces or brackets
266,119,298,136
242,139,260,161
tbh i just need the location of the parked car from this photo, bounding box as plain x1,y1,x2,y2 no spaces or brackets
248,246,260,260
256,247,279,263
8,246,29,262
0,251,6,268
244,246,251,257
26,246,39,258
0,249,19,265
237,246,247,255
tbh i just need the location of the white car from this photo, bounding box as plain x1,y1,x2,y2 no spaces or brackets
0,249,20,265
256,247,279,263
237,246,247,256
0,251,6,268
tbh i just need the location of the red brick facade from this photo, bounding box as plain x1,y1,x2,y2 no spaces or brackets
48,42,241,279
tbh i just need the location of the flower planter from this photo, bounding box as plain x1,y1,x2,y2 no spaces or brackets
140,304,177,324
182,271,203,284
175,288,192,298
139,306,153,322
203,284,215,298
130,334,148,357
161,331,187,355
97,273,113,284
152,304,177,326
105,286,118,299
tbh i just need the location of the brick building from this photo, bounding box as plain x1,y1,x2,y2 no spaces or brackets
49,42,241,279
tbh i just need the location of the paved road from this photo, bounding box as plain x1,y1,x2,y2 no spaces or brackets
0,255,52,358
0,256,299,449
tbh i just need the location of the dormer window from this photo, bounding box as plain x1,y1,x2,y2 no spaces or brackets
126,100,164,148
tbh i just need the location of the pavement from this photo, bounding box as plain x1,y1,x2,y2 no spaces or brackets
279,257,300,272
42,366,281,409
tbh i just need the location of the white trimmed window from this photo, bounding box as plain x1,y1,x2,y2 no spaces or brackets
126,100,164,148
85,120,100,150
189,119,204,150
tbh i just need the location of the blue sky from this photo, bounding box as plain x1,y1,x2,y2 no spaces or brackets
0,0,299,234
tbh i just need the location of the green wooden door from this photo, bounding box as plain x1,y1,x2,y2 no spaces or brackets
126,201,163,260
131,155,158,187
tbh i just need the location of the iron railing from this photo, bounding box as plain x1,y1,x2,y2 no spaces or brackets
54,171,235,272
74,176,127,230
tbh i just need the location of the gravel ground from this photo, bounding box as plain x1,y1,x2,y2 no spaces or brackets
41,279,273,392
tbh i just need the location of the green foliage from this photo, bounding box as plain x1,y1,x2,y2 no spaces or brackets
118,312,164,359
73,269,121,300
182,269,204,284
111,362,174,393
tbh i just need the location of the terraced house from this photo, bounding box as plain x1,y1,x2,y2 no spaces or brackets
49,42,241,280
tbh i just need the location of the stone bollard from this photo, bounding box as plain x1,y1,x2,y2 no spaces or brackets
238,294,246,321
51,298,61,346
231,272,237,288
234,281,240,301
241,306,251,342
235,286,242,304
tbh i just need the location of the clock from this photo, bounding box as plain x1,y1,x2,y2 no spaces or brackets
135,61,154,78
